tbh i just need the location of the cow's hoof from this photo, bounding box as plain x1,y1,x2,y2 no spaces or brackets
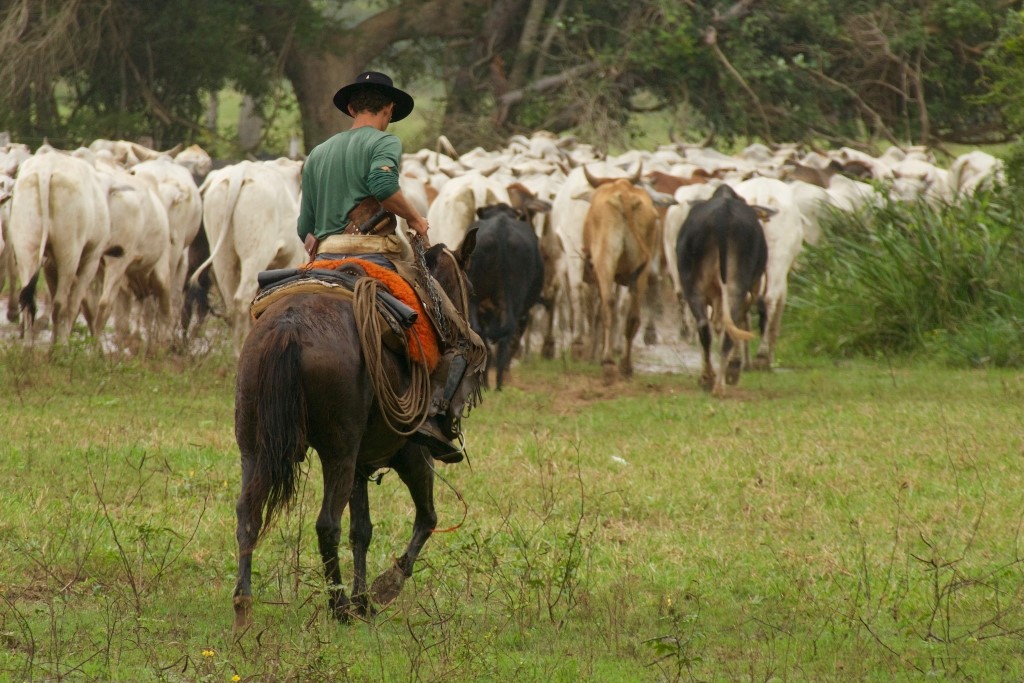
751,354,771,371
699,373,715,391
542,338,555,360
644,326,658,346
571,340,586,362
712,383,727,398
371,564,406,607
619,358,633,379
602,360,618,384
233,595,252,632
725,359,742,385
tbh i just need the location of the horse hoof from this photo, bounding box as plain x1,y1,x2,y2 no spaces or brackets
351,594,378,619
371,565,407,607
233,595,252,632
751,354,771,371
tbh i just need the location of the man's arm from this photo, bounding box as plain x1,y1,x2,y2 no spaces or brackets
381,190,429,236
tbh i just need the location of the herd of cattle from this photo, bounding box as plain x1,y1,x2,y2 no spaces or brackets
0,132,1005,394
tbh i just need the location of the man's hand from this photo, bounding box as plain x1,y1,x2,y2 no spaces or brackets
304,233,319,262
407,214,430,237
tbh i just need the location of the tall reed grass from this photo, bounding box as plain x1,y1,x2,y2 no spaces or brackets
789,186,1024,367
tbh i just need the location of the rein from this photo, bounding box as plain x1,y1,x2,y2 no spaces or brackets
429,453,469,533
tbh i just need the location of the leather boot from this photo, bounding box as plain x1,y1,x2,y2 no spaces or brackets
409,417,464,464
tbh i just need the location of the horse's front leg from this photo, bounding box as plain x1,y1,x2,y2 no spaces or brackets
348,470,373,616
371,444,437,606
316,454,357,621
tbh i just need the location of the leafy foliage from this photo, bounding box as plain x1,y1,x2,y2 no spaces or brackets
0,0,1018,150
789,187,1024,366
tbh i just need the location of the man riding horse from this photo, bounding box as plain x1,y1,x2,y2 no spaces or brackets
297,71,481,464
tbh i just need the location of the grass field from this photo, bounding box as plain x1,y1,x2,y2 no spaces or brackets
1,338,1023,681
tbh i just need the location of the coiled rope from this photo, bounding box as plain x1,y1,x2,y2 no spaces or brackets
352,276,433,435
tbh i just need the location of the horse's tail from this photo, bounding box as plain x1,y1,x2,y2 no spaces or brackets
246,320,308,539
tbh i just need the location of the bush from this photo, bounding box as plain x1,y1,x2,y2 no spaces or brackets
788,186,1024,367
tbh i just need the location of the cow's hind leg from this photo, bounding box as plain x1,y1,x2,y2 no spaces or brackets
371,444,437,607
715,333,736,396
687,296,715,391
620,277,646,379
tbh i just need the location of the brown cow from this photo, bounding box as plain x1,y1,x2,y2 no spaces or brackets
645,168,716,195
581,164,661,383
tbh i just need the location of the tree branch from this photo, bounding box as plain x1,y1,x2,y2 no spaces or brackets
704,26,774,144
794,63,904,148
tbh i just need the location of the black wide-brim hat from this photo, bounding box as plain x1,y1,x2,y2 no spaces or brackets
333,71,414,122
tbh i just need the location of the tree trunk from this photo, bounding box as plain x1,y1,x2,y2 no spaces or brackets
283,0,478,151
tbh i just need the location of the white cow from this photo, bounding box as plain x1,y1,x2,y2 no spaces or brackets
890,158,951,204
0,174,14,320
194,160,305,350
90,155,174,341
949,151,1005,196
734,177,806,370
8,149,111,343
174,144,213,180
131,158,203,314
427,171,510,249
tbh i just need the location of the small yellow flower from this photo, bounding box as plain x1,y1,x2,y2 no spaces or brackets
202,649,215,658
232,676,241,682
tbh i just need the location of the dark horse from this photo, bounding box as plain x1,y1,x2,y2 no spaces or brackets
232,237,476,630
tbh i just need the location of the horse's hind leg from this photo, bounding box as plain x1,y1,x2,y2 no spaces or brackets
348,472,373,615
316,452,357,621
233,456,262,631
371,444,437,607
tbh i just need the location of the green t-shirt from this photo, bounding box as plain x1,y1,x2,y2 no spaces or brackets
297,126,403,241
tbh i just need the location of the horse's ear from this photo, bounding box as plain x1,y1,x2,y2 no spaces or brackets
424,243,445,271
458,227,478,263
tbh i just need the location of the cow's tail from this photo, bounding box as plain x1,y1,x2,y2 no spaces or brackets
189,169,242,287
244,320,308,540
717,229,755,343
33,168,50,278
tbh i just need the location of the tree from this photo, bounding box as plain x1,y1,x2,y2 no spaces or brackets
0,0,1015,153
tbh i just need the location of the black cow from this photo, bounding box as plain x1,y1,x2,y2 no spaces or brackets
676,184,769,397
463,203,544,390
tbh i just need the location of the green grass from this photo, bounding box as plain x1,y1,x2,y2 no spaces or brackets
2,340,1024,681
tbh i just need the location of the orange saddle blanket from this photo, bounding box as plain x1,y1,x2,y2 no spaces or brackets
305,257,440,370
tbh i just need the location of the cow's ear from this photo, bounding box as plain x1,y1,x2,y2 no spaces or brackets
752,205,778,221
527,198,552,213
458,227,478,263
476,207,488,219
643,184,677,207
572,189,595,202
